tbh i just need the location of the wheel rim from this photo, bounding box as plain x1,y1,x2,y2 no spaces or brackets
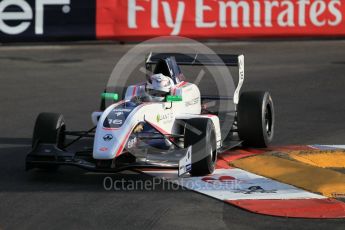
209,145,217,173
265,104,273,136
58,124,66,149
210,132,217,163
210,146,214,162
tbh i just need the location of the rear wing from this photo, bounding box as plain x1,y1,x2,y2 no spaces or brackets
146,53,244,104
146,52,242,67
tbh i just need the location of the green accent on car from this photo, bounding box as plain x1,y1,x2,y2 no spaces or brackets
101,93,119,101
166,95,182,102
156,114,160,122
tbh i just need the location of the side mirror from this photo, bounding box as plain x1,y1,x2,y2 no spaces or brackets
166,95,182,102
100,91,119,111
101,93,119,101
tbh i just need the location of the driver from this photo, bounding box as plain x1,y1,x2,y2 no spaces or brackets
145,73,174,102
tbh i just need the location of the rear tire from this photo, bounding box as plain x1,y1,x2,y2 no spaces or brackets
237,91,274,148
184,118,217,176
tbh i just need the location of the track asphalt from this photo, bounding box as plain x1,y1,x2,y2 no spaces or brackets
1,40,345,229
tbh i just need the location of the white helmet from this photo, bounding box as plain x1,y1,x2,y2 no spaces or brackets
146,74,173,101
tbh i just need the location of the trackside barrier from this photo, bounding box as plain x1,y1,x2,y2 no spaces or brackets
1,0,345,41
0,0,95,42
96,0,345,40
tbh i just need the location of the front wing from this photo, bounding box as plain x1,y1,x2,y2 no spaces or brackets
26,142,192,176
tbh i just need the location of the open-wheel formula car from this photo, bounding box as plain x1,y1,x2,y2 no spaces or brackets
26,53,275,176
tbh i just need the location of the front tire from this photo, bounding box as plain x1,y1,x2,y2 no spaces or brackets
31,113,66,171
184,118,217,176
32,112,66,148
237,91,274,148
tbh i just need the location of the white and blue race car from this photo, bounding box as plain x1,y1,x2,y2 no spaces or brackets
26,53,274,176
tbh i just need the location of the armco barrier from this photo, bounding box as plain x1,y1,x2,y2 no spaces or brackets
1,0,345,42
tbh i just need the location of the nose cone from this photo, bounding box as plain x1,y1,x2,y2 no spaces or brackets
92,103,137,160
93,129,120,160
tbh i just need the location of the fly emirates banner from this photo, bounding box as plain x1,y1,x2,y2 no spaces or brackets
96,0,345,39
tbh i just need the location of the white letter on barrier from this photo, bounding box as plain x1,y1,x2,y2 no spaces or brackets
277,1,295,27
253,1,261,27
128,0,145,28
162,1,185,35
219,1,250,28
0,0,32,35
196,0,216,28
36,0,70,35
328,0,342,26
297,0,310,26
151,0,159,28
310,0,326,27
264,1,279,27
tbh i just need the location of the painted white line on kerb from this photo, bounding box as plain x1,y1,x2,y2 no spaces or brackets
309,145,345,150
143,168,325,201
